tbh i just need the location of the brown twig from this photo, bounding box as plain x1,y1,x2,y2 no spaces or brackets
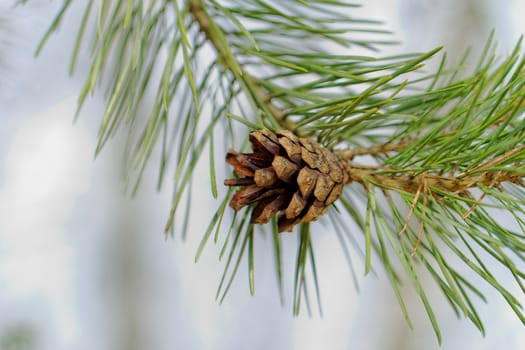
458,144,525,177
462,192,487,219
411,181,428,256
343,162,525,196
398,181,423,237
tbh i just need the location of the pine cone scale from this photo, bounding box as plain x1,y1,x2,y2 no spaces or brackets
301,200,327,222
272,155,300,182
313,174,334,202
254,167,278,187
252,193,289,224
301,147,323,170
224,177,255,186
285,191,307,219
297,167,318,198
249,129,281,155
229,185,265,210
226,151,255,176
278,136,302,164
325,183,343,205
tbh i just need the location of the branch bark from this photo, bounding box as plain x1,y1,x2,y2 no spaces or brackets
344,162,525,197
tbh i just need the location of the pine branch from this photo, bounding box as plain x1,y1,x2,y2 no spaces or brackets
35,0,525,343
345,161,525,200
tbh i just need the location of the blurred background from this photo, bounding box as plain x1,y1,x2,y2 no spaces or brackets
0,1,524,349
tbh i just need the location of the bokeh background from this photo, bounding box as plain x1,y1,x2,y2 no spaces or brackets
1,1,524,349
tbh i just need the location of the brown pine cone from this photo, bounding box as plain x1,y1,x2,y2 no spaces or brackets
224,130,350,232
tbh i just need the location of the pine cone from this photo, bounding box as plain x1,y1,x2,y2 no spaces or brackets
224,130,350,232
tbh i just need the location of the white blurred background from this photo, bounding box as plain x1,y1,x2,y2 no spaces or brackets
0,1,524,349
